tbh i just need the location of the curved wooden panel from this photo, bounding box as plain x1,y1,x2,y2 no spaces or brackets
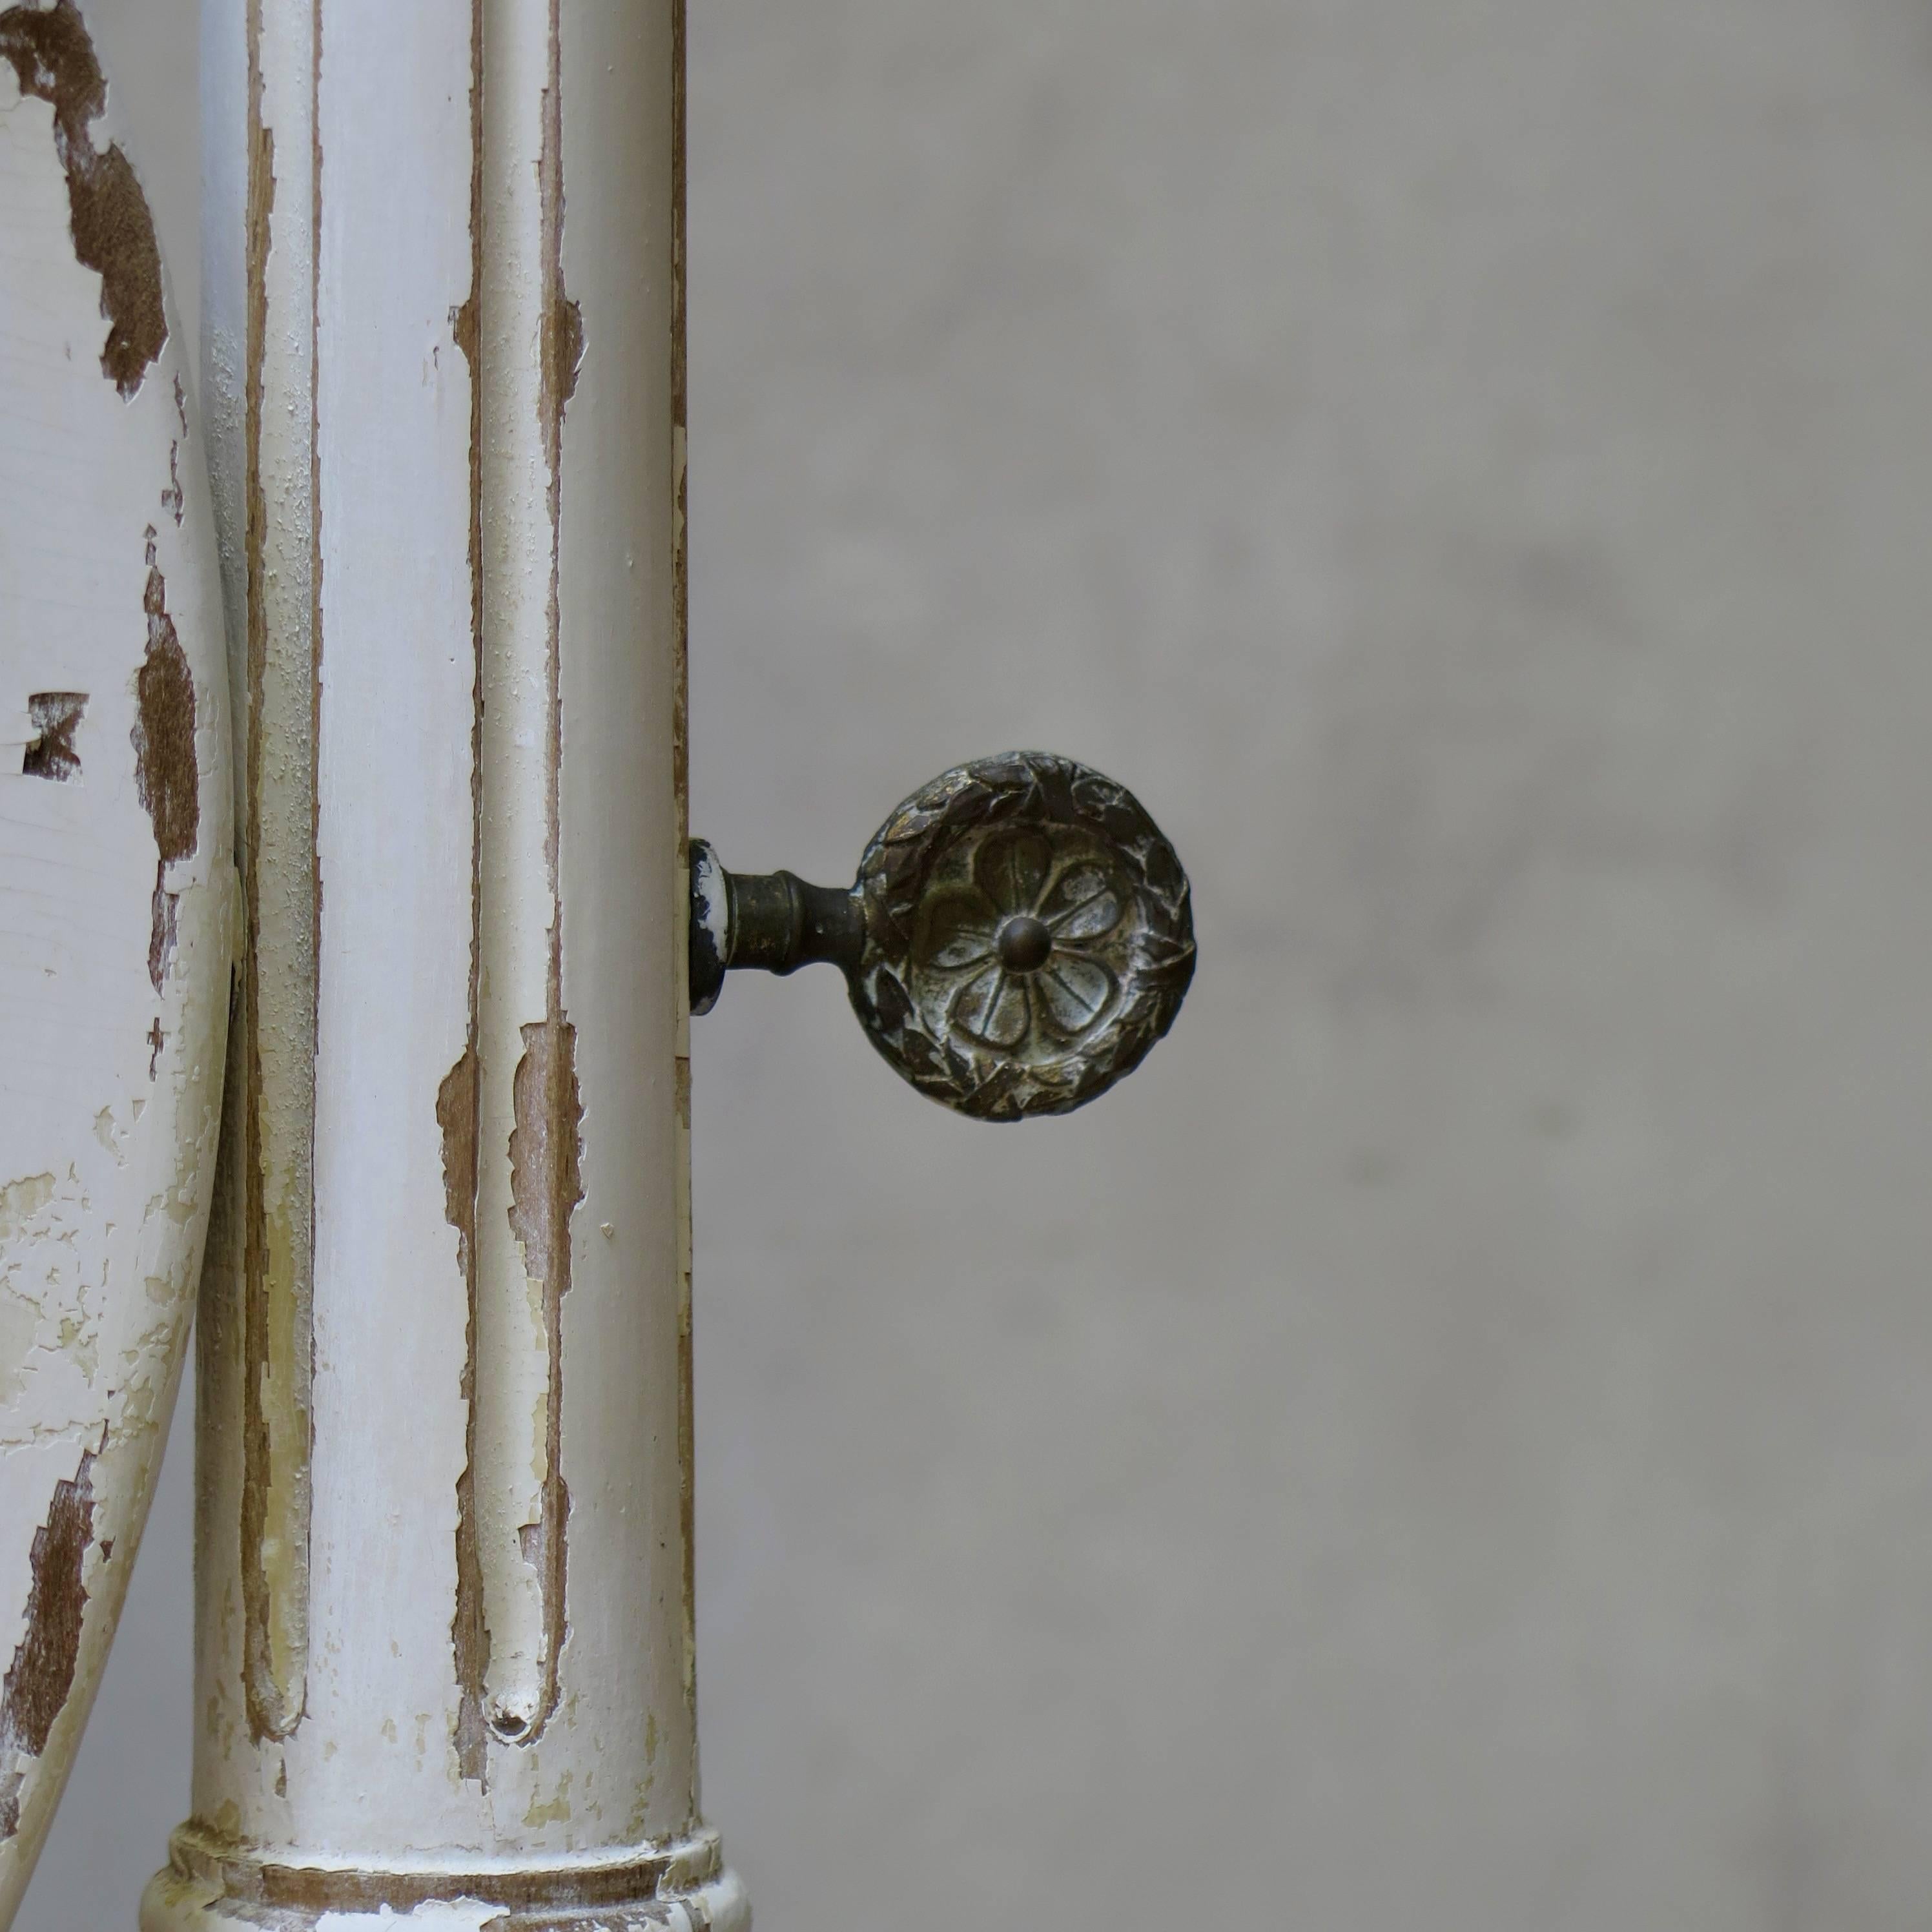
0,3,232,1920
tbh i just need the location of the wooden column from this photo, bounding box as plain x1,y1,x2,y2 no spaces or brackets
143,3,743,1924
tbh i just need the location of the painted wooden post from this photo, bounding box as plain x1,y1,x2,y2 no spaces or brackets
0,3,232,1914
141,2,745,1924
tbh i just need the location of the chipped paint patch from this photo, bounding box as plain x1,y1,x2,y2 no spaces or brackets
0,0,166,396
133,527,200,994
500,1012,581,1743
0,1441,97,1837
522,1767,571,1829
21,694,87,781
161,438,185,526
0,1176,56,1242
0,1169,107,1418
536,0,581,457
438,1043,489,1785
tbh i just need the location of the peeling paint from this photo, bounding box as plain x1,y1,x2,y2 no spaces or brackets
506,1026,581,1319
504,1011,581,1740
0,0,167,396
21,693,86,781
522,1767,571,1828
438,1043,488,1785
537,3,582,460
0,1175,56,1242
161,437,185,526
540,288,583,433
0,1441,97,1838
133,528,199,995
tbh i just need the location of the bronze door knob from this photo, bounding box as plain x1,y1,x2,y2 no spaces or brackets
690,751,1195,1120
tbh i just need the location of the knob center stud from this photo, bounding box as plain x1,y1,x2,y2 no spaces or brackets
996,914,1053,974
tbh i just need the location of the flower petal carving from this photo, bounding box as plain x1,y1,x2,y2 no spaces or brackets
1036,954,1115,1040
952,966,1033,1049
974,828,1054,916
1041,863,1122,943
923,889,1000,971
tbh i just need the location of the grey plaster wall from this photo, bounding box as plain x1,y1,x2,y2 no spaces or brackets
25,1,1932,1926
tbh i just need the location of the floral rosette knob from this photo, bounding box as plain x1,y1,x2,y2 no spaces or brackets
850,752,1196,1120
688,751,1195,1121
914,828,1130,1056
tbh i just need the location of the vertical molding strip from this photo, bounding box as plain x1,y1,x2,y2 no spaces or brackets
445,0,491,1791
473,0,579,1749
236,0,318,1747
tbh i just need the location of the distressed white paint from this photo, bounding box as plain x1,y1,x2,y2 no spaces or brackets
0,1,233,1919
473,0,569,1746
141,4,744,1926
228,0,320,1748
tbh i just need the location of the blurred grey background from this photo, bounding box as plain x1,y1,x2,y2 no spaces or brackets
29,0,1932,1926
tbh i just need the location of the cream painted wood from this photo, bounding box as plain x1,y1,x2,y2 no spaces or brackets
0,0,234,1919
141,3,743,1927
